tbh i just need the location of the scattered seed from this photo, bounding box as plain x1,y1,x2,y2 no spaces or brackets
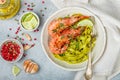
7,34,10,37
9,28,12,31
36,29,39,32
23,53,27,57
30,8,33,11
42,14,44,16
31,44,35,47
40,9,43,12
14,19,19,21
22,33,24,35
22,38,24,41
24,3,27,5
34,30,37,32
15,26,20,34
28,5,30,7
42,0,45,4
22,10,25,13
27,8,30,10
34,38,37,41
19,38,22,40
31,3,35,7
14,37,17,39
44,7,47,10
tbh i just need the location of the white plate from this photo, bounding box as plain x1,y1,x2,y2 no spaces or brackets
41,7,106,71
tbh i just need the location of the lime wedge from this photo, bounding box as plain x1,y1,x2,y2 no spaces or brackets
12,65,20,76
22,13,32,22
77,19,94,27
24,13,34,22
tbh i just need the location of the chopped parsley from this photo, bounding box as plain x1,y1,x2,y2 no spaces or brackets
61,35,65,39
59,23,64,28
52,29,57,33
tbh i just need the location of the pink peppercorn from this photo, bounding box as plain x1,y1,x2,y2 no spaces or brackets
34,38,37,41
9,28,12,31
42,0,45,4
28,5,30,7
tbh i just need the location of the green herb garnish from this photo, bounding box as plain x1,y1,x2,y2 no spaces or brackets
61,35,64,39
52,29,57,33
59,23,64,27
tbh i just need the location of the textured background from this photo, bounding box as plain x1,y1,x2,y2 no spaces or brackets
0,0,119,80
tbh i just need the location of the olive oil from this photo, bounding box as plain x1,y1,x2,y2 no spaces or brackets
0,0,20,20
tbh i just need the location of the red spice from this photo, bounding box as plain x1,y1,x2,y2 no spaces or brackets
9,28,12,31
25,43,28,45
31,44,35,47
15,26,20,34
23,53,27,57
34,29,39,32
27,8,33,11
27,8,30,10
34,30,37,32
22,38,24,41
30,8,33,11
14,37,17,39
36,29,39,32
15,31,18,34
34,38,37,41
42,0,45,4
1,41,21,61
28,5,30,7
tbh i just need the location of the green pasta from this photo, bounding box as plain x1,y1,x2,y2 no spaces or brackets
54,20,96,64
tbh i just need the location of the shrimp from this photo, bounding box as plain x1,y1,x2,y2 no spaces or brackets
61,28,82,39
49,27,85,54
48,14,89,37
49,35,70,54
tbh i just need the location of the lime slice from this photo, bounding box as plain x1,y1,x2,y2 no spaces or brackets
29,16,38,28
77,19,94,27
24,13,34,22
22,13,33,22
12,65,20,76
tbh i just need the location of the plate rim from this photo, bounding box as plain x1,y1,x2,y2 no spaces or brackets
41,7,107,71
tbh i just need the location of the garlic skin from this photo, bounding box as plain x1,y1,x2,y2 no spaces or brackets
23,59,39,74
23,45,31,50
24,33,32,41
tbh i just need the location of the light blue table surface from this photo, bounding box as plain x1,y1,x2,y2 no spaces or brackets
0,0,119,80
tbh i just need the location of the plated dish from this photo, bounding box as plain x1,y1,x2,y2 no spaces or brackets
48,14,96,64
42,7,106,71
0,39,23,63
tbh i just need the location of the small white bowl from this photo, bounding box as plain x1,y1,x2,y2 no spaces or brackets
20,11,40,31
0,39,24,63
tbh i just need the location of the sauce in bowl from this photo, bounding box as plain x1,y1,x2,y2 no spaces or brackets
0,40,21,62
20,12,40,31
